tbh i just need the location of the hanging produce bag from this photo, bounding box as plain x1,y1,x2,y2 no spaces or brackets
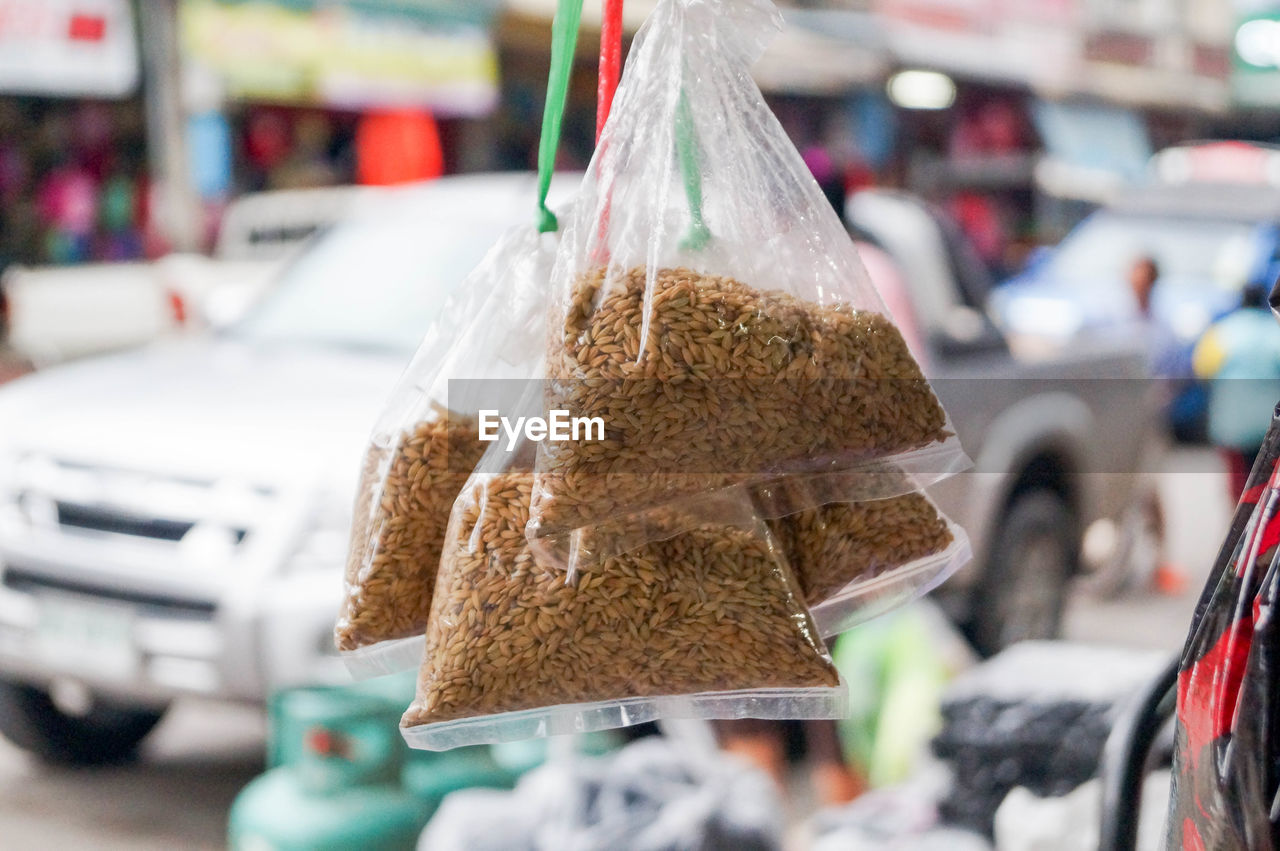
335,0,586,676
759,488,971,636
1167,408,1280,850
400,389,845,751
526,0,967,568
335,228,557,676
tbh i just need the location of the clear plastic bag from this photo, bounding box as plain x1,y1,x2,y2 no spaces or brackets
759,488,971,636
335,227,556,676
400,401,845,750
526,0,966,568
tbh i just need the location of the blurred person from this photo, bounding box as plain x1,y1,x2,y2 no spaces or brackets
1129,255,1158,317
1125,253,1183,594
1193,280,1280,501
1127,254,1183,380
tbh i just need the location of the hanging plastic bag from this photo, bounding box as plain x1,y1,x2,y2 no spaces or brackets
1167,408,1280,851
400,392,844,750
335,227,557,676
762,491,970,636
526,0,967,568
334,0,586,676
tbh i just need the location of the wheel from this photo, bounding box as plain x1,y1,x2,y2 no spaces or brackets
967,490,1078,657
0,678,166,766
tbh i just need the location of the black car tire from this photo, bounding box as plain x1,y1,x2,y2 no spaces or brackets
968,490,1078,657
0,678,165,766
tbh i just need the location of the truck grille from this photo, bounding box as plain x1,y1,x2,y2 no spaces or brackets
57,502,193,541
3,567,217,619
11,457,266,548
53,502,249,544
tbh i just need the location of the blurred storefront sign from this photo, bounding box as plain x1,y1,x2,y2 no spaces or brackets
179,0,500,116
870,0,1230,111
1082,31,1230,111
874,0,1080,91
0,0,138,97
1232,6,1280,107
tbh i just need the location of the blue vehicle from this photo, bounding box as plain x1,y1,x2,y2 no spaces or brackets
992,142,1280,440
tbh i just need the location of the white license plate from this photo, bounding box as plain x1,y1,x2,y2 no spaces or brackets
35,596,138,679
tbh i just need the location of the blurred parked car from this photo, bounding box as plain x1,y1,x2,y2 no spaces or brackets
848,189,1157,654
991,141,1280,440
0,172,571,764
0,185,373,368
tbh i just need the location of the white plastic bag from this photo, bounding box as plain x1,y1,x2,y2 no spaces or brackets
418,734,785,850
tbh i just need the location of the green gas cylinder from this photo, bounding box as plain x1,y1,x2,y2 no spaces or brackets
230,673,624,850
229,685,426,851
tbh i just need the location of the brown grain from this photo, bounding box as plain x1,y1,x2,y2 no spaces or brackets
335,416,487,652
402,472,839,728
531,266,949,548
767,495,954,604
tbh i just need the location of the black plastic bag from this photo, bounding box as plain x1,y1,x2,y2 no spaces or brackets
1167,409,1280,850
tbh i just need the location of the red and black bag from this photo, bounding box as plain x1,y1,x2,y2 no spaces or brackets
1168,410,1280,850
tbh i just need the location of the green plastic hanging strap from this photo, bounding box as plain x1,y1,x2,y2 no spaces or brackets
675,87,711,251
537,0,585,233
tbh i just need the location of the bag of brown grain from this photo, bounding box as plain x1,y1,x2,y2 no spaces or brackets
758,487,971,637
546,465,972,638
526,0,968,570
336,226,559,677
400,397,846,750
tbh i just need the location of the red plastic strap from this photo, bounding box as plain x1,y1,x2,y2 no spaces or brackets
590,0,623,264
597,0,624,141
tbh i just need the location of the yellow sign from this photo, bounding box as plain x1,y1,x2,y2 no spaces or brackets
181,0,499,115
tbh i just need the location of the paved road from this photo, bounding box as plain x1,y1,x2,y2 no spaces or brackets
0,701,264,849
1064,446,1232,651
0,448,1235,847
